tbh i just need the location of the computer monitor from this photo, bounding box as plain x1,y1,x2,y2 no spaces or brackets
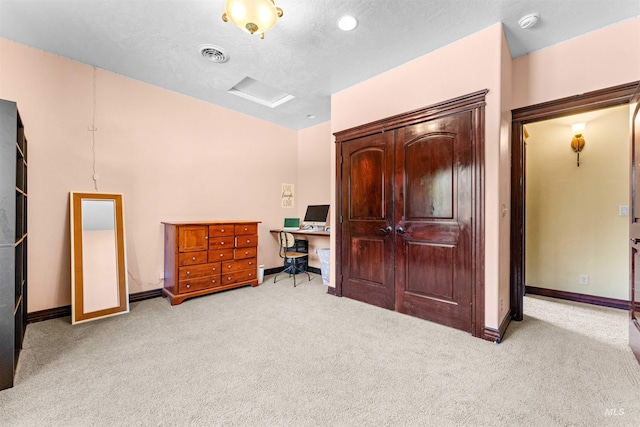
303,204,330,229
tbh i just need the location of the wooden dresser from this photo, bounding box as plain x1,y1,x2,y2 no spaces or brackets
162,221,260,305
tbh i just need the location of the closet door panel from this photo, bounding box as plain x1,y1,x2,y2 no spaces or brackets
340,132,395,310
404,135,454,219
350,149,385,219
630,95,640,362
395,112,473,332
405,242,455,301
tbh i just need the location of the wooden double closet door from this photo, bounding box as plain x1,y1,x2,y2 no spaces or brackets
334,91,486,336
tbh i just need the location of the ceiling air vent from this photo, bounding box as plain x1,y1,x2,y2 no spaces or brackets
198,44,229,63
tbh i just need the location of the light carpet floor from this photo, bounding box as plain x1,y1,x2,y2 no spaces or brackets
1,273,639,426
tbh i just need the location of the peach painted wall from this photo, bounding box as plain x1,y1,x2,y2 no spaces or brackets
296,121,332,269
0,39,300,312
497,27,513,323
512,17,640,109
331,24,506,328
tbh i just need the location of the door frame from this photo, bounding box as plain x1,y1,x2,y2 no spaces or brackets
334,90,487,338
510,81,640,321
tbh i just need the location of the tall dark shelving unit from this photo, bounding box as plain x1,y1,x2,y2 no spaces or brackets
0,99,28,390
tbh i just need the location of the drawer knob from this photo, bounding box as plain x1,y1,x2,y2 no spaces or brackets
186,284,191,288
221,229,225,233
186,271,190,275
205,236,208,239
249,262,253,265
221,242,225,245
212,280,216,283
245,251,249,255
249,273,253,277
227,277,232,281
227,265,232,269
246,239,250,243
192,257,196,261
220,254,224,257
244,227,248,231
212,267,216,271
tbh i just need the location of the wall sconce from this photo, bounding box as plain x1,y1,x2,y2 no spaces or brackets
570,123,586,167
222,0,284,39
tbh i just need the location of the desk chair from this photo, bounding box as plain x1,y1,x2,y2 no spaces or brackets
274,231,311,287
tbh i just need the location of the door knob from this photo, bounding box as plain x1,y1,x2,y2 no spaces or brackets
379,226,393,234
396,227,405,234
632,238,640,244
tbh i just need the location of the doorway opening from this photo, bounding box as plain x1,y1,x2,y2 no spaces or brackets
522,105,629,308
510,82,639,321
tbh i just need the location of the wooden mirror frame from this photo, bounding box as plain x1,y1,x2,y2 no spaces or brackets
70,192,129,324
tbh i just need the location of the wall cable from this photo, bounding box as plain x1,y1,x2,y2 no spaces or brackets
89,66,99,192
127,271,164,288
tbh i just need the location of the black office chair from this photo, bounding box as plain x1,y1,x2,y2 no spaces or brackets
273,231,311,287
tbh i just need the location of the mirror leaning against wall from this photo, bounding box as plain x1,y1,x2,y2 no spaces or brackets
70,192,129,324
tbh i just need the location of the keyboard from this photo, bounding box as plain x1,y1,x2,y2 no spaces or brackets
282,227,300,231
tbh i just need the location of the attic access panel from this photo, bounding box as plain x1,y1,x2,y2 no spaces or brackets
228,76,294,108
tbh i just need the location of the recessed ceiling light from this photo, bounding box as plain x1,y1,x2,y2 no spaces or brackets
338,15,358,31
518,13,540,29
307,114,316,119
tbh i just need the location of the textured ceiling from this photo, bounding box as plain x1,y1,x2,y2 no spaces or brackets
1,0,638,130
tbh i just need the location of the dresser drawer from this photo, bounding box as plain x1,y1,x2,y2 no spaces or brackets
208,249,234,262
235,235,258,248
209,236,234,249
209,225,234,237
179,262,221,280
221,269,257,285
234,246,257,260
235,224,257,236
178,251,208,266
178,275,221,294
221,258,257,273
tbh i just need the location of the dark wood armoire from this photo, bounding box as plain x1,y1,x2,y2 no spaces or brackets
334,90,486,338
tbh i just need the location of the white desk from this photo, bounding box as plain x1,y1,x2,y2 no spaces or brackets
270,229,330,269
272,228,330,237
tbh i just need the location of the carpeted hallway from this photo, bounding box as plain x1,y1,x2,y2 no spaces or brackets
1,274,639,426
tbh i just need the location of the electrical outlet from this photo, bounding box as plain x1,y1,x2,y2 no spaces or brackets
579,274,589,285
620,206,629,216
159,271,165,280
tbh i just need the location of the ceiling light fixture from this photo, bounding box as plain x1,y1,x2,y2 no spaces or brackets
338,15,358,31
221,0,283,39
518,13,540,29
